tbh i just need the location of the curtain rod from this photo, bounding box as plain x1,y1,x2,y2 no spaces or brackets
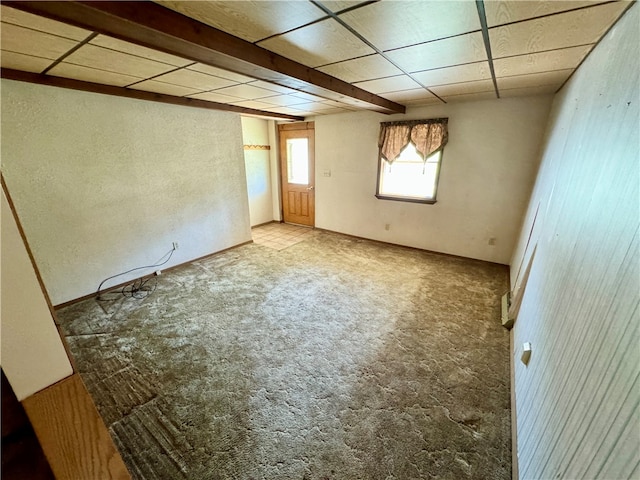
380,118,448,126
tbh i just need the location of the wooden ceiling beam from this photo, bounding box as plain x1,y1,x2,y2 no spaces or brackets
4,1,406,115
1,69,305,121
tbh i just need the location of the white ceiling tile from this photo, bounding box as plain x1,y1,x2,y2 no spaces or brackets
1,5,91,41
48,63,142,86
246,80,298,94
430,79,496,97
266,106,311,115
0,50,52,73
90,35,193,67
354,75,422,94
64,44,177,78
214,84,280,100
402,97,444,107
381,88,436,103
499,84,559,97
260,95,312,107
319,1,371,13
336,96,387,108
187,64,255,83
493,45,591,77
155,1,326,42
286,110,314,117
153,69,238,90
339,1,481,51
321,99,356,109
230,99,278,109
441,91,498,103
314,107,348,115
385,32,487,73
485,1,613,27
258,18,375,68
129,80,202,96
497,69,573,90
187,91,245,103
489,2,630,57
411,62,492,87
285,91,327,102
317,54,402,83
288,102,341,113
1,22,79,60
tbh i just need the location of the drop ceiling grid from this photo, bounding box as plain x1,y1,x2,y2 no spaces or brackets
488,2,631,59
0,1,633,116
316,54,404,83
257,17,376,67
250,1,486,103
0,5,94,76
1,22,83,62
492,45,593,78
0,5,91,41
284,0,628,103
154,0,329,44
48,63,144,87
0,5,334,115
487,1,630,96
88,35,193,67
0,51,53,74
312,0,491,103
62,44,181,80
147,69,239,91
484,0,616,28
336,0,483,52
129,80,203,97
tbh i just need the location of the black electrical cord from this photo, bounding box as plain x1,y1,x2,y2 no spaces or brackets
121,276,157,299
96,246,175,301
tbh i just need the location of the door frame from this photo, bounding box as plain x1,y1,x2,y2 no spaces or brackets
277,122,315,227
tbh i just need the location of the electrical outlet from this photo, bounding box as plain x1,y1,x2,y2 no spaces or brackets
172,241,179,250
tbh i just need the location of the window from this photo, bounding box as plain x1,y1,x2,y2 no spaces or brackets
286,138,309,185
375,118,448,204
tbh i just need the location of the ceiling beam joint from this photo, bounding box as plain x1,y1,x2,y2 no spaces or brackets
4,1,405,115
0,69,305,121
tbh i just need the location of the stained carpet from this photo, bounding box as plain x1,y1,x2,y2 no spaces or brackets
56,230,511,480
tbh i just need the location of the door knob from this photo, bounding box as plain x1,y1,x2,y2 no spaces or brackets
307,186,314,190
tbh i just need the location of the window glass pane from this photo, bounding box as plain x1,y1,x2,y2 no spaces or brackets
286,138,309,185
379,143,441,200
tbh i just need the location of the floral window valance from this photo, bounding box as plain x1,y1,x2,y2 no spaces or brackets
378,118,448,164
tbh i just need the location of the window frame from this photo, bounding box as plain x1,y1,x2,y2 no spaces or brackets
375,149,444,204
374,119,447,204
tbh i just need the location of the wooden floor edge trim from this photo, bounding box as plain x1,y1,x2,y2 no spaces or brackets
314,227,509,267
54,239,254,309
22,373,131,480
510,330,519,480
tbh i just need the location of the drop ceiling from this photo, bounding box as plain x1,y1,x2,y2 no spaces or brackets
0,1,633,120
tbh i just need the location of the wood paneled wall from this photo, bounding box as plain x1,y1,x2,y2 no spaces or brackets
509,5,639,479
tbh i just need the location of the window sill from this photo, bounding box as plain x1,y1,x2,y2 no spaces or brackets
375,194,437,205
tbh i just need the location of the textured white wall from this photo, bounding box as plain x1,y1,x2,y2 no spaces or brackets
1,189,73,401
313,96,552,264
510,5,639,479
268,122,282,222
1,80,251,305
241,117,274,226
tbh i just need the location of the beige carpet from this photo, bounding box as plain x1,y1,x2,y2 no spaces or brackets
57,230,511,480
